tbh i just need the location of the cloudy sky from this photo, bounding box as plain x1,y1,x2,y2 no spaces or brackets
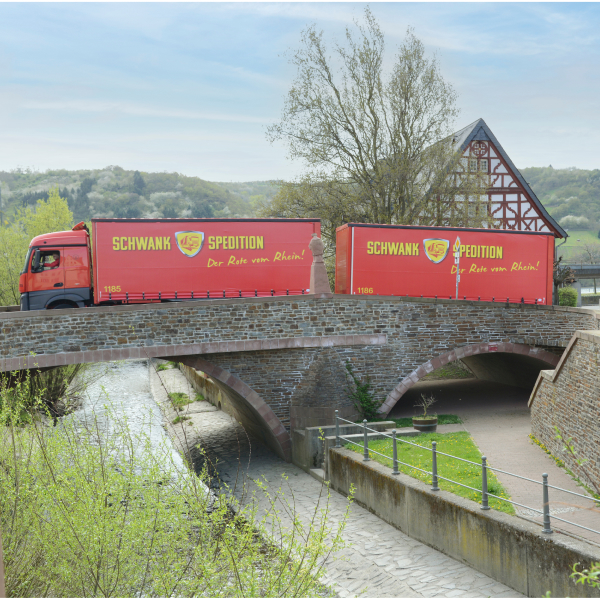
0,2,599,182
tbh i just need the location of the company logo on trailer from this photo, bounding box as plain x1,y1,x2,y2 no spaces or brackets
423,239,450,264
175,231,204,257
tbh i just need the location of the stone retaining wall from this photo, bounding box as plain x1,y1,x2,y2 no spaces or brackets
529,330,600,489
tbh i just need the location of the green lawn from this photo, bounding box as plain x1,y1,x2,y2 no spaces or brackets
556,230,600,261
346,431,514,514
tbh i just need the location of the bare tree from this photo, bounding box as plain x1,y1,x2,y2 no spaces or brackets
264,8,489,250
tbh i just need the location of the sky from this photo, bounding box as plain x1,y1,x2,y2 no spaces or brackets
0,2,599,182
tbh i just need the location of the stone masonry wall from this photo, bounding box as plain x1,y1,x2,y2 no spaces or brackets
530,331,600,489
1,295,597,435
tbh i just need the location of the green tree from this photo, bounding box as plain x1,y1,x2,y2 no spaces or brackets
133,170,146,196
0,187,73,306
264,8,488,251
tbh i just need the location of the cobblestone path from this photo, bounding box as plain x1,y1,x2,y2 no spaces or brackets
151,364,521,598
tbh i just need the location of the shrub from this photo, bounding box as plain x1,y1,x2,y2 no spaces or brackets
0,369,349,597
345,361,381,420
559,286,578,306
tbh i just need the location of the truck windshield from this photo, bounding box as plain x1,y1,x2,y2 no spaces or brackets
21,248,33,274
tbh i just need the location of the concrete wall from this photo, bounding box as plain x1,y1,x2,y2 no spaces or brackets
529,330,600,490
327,446,600,598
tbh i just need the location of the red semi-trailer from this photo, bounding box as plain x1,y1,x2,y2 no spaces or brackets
335,223,554,304
19,218,320,311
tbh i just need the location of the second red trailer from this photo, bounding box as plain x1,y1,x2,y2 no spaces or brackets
336,223,554,304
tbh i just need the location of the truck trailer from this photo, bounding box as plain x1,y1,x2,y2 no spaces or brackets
19,218,320,311
335,223,554,304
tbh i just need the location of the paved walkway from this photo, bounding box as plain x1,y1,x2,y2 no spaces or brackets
391,379,600,545
151,363,520,598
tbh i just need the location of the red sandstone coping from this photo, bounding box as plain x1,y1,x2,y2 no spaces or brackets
0,334,387,373
528,329,600,408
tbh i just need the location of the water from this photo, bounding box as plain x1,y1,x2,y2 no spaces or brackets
66,359,187,477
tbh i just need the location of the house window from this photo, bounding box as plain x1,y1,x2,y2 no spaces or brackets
480,159,488,172
469,159,478,171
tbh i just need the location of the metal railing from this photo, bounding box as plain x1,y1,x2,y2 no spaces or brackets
334,411,600,538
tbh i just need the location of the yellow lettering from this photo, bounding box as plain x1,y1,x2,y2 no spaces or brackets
228,236,235,249
249,236,256,249
460,245,465,257
496,246,502,259
155,237,162,251
216,236,223,250
223,237,228,250
127,237,134,251
466,246,471,258
137,237,148,250
148,237,155,250
163,236,170,250
120,237,127,251
257,236,264,250
367,241,374,254
398,243,405,256
413,243,419,256
207,258,220,267
374,242,380,255
113,237,120,251
228,255,236,266
208,236,215,250
469,263,477,273
405,243,412,256
274,252,282,261
490,246,496,259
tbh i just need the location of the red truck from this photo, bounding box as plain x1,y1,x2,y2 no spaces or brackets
19,218,320,311
335,223,554,304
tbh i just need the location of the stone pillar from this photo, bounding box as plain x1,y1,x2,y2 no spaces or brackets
308,233,332,295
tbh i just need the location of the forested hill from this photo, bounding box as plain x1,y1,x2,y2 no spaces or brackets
0,167,278,223
521,166,600,231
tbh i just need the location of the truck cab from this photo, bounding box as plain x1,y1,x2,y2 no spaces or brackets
19,222,92,311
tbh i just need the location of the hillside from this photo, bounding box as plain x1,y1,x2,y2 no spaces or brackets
521,166,600,232
0,167,279,223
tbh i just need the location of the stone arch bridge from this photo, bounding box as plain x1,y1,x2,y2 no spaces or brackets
1,295,597,461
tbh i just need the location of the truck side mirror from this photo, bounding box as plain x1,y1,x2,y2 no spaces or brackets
32,249,41,272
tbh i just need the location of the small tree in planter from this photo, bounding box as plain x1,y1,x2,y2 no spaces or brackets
413,393,438,432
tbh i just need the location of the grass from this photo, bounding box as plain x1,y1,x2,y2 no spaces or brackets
422,362,474,381
346,431,514,514
388,414,463,428
195,393,205,402
556,230,600,261
168,392,193,410
156,360,179,372
172,415,191,425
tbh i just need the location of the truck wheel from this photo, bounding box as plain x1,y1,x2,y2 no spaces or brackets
51,302,76,310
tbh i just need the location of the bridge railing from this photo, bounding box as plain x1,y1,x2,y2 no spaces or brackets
334,412,600,541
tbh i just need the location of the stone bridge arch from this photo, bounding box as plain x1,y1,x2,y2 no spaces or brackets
380,342,561,415
176,356,292,461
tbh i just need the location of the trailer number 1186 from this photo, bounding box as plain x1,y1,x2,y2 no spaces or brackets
357,287,374,294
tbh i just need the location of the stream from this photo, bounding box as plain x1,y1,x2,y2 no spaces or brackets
65,359,187,477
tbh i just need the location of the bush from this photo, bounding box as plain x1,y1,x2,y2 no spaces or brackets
345,361,382,420
0,369,349,597
559,286,578,306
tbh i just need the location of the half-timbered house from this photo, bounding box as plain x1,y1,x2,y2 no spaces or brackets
451,119,565,238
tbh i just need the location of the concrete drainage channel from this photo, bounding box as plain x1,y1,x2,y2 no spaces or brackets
290,423,600,598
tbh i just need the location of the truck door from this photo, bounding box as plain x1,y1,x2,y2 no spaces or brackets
27,247,65,309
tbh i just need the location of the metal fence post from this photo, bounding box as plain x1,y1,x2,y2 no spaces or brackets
363,419,370,461
481,456,490,510
392,430,399,474
431,441,440,491
542,473,553,534
335,410,341,448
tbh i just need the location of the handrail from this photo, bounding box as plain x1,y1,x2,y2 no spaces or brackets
333,410,600,540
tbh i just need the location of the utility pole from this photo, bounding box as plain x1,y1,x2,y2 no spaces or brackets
454,237,461,299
